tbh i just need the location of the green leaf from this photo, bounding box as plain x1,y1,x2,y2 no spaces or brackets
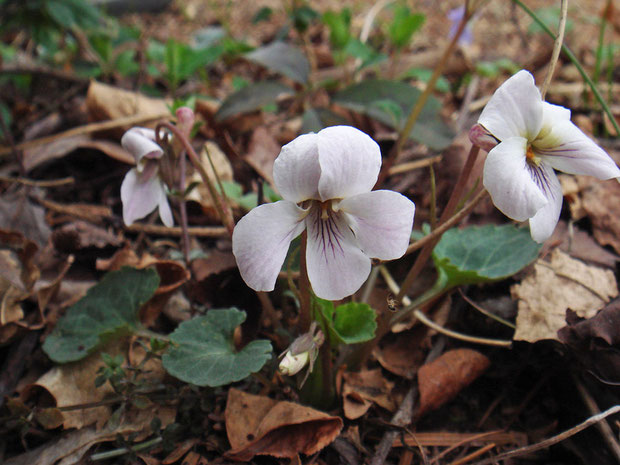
162,308,272,387
316,299,377,345
333,79,454,150
42,267,159,363
432,224,542,287
245,41,310,84
388,6,425,49
301,107,348,134
215,81,293,121
322,9,351,49
401,67,451,93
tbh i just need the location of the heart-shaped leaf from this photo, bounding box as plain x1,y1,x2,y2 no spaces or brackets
245,42,310,84
432,224,542,287
215,81,293,121
162,308,272,387
43,267,159,363
316,299,377,345
333,79,454,150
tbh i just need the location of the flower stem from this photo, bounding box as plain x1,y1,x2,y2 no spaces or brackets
177,148,191,264
540,0,568,99
380,6,470,182
397,145,480,302
511,0,620,136
157,122,235,236
297,231,312,334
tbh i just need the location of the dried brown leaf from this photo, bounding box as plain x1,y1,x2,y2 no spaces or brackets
512,249,618,342
23,134,133,172
224,388,343,461
341,369,396,420
245,126,280,186
85,81,170,137
417,349,490,417
582,179,620,254
25,345,119,429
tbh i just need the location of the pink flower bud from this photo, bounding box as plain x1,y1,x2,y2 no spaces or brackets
469,123,498,152
175,106,195,138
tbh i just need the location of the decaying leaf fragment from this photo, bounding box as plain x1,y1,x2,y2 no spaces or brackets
224,388,343,461
341,369,396,419
512,249,618,342
417,349,490,417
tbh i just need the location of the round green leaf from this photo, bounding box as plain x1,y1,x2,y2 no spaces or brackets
162,308,272,387
432,224,542,287
42,267,159,363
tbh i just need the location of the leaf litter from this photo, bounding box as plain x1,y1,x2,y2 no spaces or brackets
1,1,620,464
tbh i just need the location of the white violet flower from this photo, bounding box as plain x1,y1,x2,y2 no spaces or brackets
473,70,620,242
232,126,415,300
120,127,173,227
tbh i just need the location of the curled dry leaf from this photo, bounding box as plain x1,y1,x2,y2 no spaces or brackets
417,349,490,417
582,179,620,255
224,388,343,461
512,249,618,342
547,220,619,269
24,344,121,429
341,369,396,420
23,134,134,172
373,326,428,379
52,220,124,254
85,81,170,136
4,407,175,465
245,126,281,186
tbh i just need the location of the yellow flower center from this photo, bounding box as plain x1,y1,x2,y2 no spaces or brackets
526,145,541,167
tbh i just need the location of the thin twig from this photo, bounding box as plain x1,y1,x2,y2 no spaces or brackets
413,309,512,347
387,155,443,176
406,189,488,256
370,387,416,465
511,0,620,136
0,112,170,157
540,0,568,99
158,122,235,236
458,288,516,329
397,146,481,302
471,405,620,465
573,374,620,462
0,175,75,187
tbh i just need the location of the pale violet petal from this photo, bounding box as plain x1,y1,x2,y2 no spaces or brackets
478,70,543,142
528,164,563,243
535,120,620,180
483,137,548,221
121,168,165,226
121,127,163,165
158,189,174,227
305,206,370,300
232,201,307,292
273,133,321,203
317,126,382,201
337,190,415,260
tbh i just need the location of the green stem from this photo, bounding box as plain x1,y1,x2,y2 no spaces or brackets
592,0,609,84
380,6,470,182
91,437,163,461
511,0,620,136
390,270,450,327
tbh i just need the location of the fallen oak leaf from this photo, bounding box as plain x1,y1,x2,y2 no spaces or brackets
512,249,618,342
416,348,490,417
224,388,343,461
